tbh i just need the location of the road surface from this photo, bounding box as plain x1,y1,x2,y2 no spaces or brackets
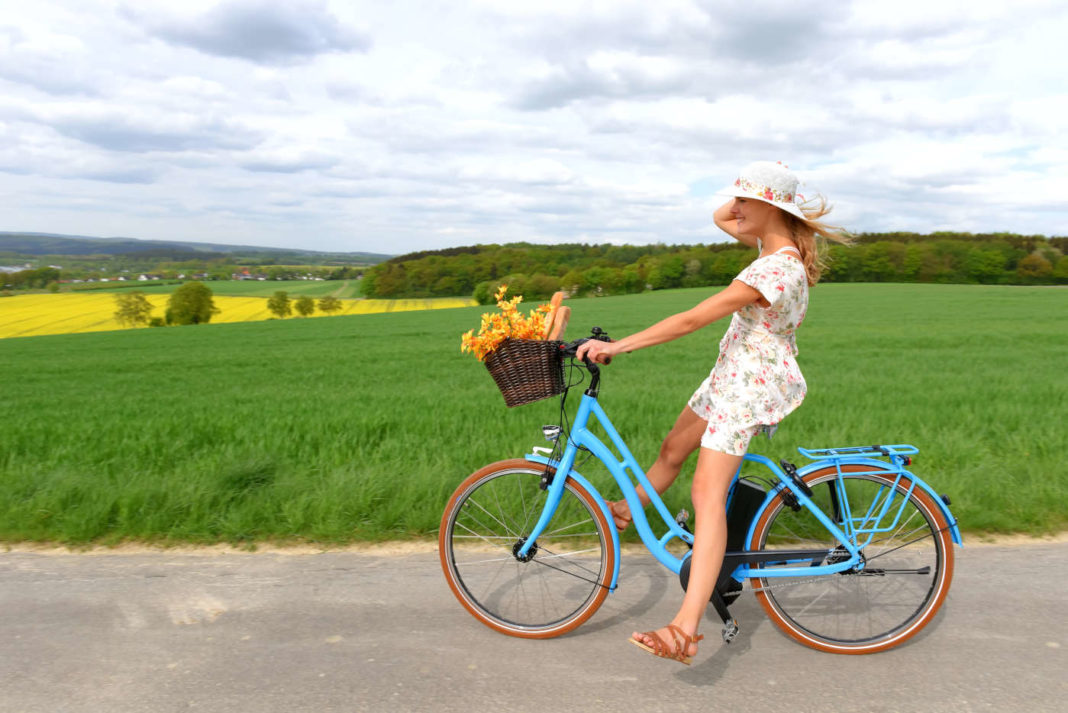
1,540,1065,712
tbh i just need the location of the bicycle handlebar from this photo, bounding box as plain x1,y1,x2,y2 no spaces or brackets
559,327,612,360
559,327,613,393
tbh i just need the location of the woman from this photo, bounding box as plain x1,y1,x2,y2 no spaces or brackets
576,161,850,665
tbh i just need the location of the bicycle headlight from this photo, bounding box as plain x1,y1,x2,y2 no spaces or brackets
542,425,561,442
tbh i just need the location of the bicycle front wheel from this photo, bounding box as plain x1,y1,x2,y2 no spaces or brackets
438,459,614,638
748,464,955,654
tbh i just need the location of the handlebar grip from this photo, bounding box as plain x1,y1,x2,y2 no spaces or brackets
576,343,611,366
562,329,613,366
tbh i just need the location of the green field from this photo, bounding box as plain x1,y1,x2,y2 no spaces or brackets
1,284,1064,546
84,279,362,298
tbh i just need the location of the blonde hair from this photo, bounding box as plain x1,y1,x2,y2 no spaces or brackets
783,195,852,286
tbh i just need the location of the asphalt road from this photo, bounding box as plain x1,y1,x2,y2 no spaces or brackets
2,540,1065,713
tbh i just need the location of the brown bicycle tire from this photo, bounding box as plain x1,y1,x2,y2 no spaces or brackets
747,463,955,654
439,459,615,639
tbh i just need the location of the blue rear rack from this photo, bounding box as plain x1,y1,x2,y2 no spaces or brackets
798,444,919,460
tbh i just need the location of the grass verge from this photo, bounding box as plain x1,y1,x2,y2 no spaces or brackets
1,283,1064,544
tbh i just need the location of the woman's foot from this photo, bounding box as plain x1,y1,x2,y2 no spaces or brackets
606,500,632,532
629,623,703,665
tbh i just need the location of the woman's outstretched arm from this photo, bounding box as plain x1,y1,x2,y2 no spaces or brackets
577,280,760,363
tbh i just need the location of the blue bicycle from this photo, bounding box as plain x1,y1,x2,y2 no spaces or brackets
439,329,961,654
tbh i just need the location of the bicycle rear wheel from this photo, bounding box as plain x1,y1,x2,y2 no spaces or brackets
439,459,614,638
748,464,954,654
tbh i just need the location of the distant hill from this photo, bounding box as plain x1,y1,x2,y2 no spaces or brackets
0,232,391,263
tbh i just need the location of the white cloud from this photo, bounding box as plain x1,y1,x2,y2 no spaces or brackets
239,148,340,174
0,0,1065,253
120,0,371,65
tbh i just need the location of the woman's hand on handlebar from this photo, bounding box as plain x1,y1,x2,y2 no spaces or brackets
575,337,619,365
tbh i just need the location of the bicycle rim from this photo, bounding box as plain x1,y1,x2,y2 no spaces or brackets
438,459,614,638
749,465,954,654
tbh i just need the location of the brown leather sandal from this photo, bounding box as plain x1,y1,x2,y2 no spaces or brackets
629,624,704,665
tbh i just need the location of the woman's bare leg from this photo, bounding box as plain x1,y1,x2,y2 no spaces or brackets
631,447,742,658
607,406,705,529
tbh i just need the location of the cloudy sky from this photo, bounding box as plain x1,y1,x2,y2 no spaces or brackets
2,0,1066,255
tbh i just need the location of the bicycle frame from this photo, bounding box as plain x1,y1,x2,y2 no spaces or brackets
520,388,961,593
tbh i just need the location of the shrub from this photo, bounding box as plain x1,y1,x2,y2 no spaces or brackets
165,282,219,325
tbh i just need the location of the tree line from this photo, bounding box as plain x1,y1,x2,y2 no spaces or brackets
264,291,343,319
361,233,1068,302
113,285,346,328
1,266,61,290
1,263,364,292
113,282,221,328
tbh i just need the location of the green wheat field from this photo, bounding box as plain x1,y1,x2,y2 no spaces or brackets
101,278,364,298
1,283,1065,546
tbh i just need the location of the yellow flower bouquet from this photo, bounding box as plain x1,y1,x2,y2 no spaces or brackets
461,285,569,407
460,285,555,361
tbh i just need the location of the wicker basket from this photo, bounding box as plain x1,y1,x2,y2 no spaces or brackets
484,338,565,407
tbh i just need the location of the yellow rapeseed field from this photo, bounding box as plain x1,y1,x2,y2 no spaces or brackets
0,293,476,339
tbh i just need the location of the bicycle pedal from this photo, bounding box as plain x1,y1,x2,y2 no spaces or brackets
674,510,693,544
722,618,739,644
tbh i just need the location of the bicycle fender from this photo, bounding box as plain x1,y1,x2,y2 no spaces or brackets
795,458,962,546
525,454,622,591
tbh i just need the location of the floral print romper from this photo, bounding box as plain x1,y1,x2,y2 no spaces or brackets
687,247,809,455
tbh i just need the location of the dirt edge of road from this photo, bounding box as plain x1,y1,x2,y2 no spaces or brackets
3,531,1067,557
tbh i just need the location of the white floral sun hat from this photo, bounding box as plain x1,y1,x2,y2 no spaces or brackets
716,161,806,220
